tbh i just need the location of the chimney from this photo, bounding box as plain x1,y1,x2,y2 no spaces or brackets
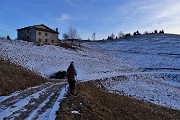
56,28,58,32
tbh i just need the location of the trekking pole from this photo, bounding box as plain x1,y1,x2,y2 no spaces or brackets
75,76,79,95
65,77,68,92
65,83,67,91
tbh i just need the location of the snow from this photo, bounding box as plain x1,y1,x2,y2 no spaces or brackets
0,34,180,119
0,83,51,103
102,72,180,110
71,110,80,114
1,35,179,80
0,83,54,119
25,85,66,120
25,93,55,120
0,39,123,79
46,86,66,120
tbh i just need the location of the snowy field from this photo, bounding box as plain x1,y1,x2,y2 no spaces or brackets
83,34,180,110
0,34,180,119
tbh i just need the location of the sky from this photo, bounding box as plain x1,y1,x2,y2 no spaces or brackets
0,0,180,40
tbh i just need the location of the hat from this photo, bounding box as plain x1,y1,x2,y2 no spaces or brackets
70,61,74,65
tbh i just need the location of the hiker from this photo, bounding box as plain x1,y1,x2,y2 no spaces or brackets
66,61,77,95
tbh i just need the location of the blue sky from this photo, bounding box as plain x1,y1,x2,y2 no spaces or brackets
0,0,180,40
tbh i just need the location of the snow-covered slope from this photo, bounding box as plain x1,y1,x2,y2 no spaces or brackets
0,34,180,110
84,34,180,72
83,34,180,110
0,39,122,80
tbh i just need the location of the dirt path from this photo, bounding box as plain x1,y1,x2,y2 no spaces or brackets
0,81,67,120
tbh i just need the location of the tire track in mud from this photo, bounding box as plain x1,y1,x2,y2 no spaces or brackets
0,81,67,120
0,82,54,109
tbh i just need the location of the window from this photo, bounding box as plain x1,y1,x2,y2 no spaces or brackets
39,32,41,35
45,39,48,42
45,33,48,36
39,38,41,42
51,40,54,43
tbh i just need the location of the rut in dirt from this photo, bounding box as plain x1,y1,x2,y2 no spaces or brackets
0,81,67,120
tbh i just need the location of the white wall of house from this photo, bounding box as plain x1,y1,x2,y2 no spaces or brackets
36,30,58,44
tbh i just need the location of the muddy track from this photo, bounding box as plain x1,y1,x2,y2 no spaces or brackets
0,81,67,120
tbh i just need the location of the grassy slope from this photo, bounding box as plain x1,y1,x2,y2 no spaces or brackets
58,81,180,120
0,60,46,95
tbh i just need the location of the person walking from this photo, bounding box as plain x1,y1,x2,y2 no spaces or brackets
66,61,77,95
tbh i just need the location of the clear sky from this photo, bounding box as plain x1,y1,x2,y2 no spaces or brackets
0,0,180,40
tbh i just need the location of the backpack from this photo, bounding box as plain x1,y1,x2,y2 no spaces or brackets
68,67,75,79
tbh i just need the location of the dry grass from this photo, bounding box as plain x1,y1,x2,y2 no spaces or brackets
0,60,46,95
57,81,180,120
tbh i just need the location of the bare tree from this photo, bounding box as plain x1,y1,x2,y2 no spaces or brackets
62,26,80,48
68,26,79,39
118,31,124,38
92,32,96,40
110,33,115,39
63,33,69,40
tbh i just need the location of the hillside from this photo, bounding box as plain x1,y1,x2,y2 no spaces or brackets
0,34,180,119
1,34,179,80
58,81,180,120
0,60,46,95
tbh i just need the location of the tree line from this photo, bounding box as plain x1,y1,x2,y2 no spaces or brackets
106,29,165,40
62,26,165,41
0,35,11,40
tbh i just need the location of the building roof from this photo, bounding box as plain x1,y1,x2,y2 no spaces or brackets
17,24,59,34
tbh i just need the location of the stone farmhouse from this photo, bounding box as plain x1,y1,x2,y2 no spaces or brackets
17,24,59,45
